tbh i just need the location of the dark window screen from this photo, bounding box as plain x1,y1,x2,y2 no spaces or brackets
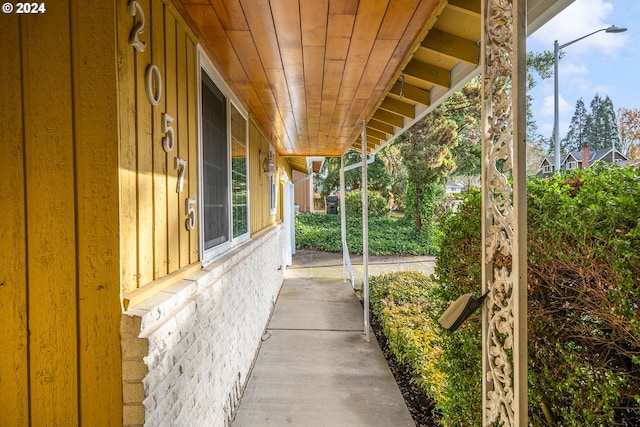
201,71,228,250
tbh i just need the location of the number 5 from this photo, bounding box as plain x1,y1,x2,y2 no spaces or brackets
185,198,197,231
162,113,175,152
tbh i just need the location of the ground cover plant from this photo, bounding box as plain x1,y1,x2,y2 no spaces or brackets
369,164,639,426
295,191,440,255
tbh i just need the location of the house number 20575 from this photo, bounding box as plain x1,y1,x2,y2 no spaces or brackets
128,0,196,231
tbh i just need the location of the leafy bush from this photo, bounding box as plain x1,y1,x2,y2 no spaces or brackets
432,165,640,426
369,272,445,398
344,189,390,218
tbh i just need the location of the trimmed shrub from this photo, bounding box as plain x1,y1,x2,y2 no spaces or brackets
369,271,445,399
432,165,640,426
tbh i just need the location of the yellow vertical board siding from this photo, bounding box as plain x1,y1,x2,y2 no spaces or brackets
22,4,79,425
152,0,169,279
249,119,276,234
119,0,199,293
135,0,155,286
186,39,199,264
177,30,191,269
0,12,28,427
185,41,201,263
118,0,140,295
71,1,123,423
164,10,179,273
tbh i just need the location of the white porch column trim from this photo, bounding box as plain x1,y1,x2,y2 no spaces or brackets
340,154,348,281
481,0,527,425
361,121,370,342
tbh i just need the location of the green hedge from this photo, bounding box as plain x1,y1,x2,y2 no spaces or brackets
434,165,640,426
369,272,445,398
370,165,640,426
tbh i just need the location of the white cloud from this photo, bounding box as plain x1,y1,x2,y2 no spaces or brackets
531,0,629,56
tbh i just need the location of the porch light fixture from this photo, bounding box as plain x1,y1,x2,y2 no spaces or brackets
260,149,276,174
438,292,488,332
553,25,627,173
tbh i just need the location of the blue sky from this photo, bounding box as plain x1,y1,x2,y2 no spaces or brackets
526,0,639,142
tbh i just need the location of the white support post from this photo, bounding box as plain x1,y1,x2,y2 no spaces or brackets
361,121,370,342
309,171,314,212
481,0,527,425
340,154,348,281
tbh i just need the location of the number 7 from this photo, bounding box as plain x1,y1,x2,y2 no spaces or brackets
174,157,187,193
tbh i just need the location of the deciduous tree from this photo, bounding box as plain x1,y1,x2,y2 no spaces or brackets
617,107,640,157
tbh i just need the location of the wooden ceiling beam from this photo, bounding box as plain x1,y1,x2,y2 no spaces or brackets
372,109,404,128
379,96,415,119
447,0,481,17
421,28,479,65
365,126,388,141
388,81,430,106
403,59,450,89
367,118,394,135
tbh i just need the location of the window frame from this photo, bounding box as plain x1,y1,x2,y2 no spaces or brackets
268,146,277,216
198,49,250,261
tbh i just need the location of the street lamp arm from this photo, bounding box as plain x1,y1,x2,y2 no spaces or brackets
552,25,627,174
558,28,606,49
558,25,628,49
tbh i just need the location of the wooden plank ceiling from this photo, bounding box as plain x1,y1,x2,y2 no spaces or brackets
173,0,572,160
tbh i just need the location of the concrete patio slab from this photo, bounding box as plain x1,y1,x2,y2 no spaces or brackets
231,250,426,427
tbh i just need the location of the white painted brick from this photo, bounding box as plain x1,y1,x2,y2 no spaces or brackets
121,225,287,427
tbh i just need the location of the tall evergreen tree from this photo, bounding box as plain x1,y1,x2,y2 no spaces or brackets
397,109,457,232
561,98,588,153
586,94,620,151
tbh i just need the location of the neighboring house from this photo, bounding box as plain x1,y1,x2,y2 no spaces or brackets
292,158,325,213
2,1,571,426
446,182,465,195
537,145,630,177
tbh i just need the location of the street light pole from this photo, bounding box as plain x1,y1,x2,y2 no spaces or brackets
553,25,627,173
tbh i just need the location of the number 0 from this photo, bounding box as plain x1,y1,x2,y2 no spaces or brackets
145,64,162,106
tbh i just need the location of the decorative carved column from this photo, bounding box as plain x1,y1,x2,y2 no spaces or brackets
481,0,527,425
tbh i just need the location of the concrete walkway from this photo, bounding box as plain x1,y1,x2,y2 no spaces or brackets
231,250,435,427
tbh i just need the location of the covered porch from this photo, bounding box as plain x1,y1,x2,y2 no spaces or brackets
172,0,570,424
1,1,574,426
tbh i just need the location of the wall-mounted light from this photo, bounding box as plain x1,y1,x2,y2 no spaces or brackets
438,292,488,332
260,149,276,175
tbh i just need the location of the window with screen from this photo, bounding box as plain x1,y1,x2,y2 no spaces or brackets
201,71,228,251
231,105,248,238
200,67,250,256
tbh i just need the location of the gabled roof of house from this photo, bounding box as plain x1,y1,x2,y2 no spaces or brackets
540,147,629,168
564,148,629,163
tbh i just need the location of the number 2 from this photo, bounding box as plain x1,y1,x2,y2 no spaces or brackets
128,0,147,52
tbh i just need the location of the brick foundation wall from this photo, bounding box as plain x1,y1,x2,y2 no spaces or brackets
122,225,286,426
